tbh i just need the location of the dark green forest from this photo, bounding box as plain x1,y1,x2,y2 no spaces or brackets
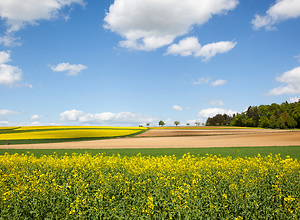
206,101,300,129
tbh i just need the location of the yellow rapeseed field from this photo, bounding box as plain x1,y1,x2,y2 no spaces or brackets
0,129,142,140
0,126,146,141
15,126,147,131
0,153,299,219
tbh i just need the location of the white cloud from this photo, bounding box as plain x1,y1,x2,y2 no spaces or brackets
165,37,237,61
60,109,159,126
165,37,201,57
0,51,11,64
288,97,300,103
211,79,227,86
31,114,42,120
252,0,300,30
30,121,42,126
0,0,85,47
294,54,300,62
0,121,9,125
193,77,211,85
0,64,23,86
196,41,237,61
104,0,239,51
209,99,224,106
0,0,85,33
268,66,300,95
60,109,84,121
198,108,237,118
172,105,183,111
50,63,87,76
0,34,21,47
0,50,32,87
164,118,176,126
0,109,20,115
193,77,227,87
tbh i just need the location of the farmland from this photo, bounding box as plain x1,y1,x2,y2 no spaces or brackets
0,126,147,145
0,126,300,219
0,152,299,219
1,127,299,149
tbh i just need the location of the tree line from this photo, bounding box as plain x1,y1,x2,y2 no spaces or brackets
206,100,300,129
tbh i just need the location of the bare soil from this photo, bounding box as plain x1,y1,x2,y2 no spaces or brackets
1,129,299,149
136,129,289,137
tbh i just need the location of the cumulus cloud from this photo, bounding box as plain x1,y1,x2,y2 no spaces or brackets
211,79,227,86
50,63,87,76
0,51,11,64
268,67,300,95
104,0,239,51
60,109,84,121
172,105,183,111
288,97,300,103
31,114,42,120
0,51,30,87
209,99,224,106
198,108,237,118
0,109,20,115
0,0,85,46
165,37,237,61
0,0,85,33
0,121,9,125
252,0,300,30
60,109,159,126
0,64,22,86
165,37,201,57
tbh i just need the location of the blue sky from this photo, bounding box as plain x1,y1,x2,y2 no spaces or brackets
0,0,300,127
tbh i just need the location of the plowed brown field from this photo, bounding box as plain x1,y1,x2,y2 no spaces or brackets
1,128,299,149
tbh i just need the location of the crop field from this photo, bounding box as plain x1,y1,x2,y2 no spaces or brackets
151,126,263,129
0,126,299,219
0,152,299,219
0,126,147,145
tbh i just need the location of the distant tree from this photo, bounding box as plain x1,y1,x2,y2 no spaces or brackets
292,103,300,127
276,117,286,129
186,123,190,126
280,112,297,128
269,115,277,129
206,114,233,126
195,122,201,126
158,120,165,126
146,123,150,127
258,116,270,128
208,101,300,129
173,121,180,126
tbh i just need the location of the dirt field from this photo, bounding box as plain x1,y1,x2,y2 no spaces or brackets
136,128,289,137
1,129,299,149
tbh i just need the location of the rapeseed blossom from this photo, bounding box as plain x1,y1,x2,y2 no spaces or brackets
0,153,299,219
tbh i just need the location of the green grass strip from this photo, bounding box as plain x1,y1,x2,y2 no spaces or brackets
1,146,299,159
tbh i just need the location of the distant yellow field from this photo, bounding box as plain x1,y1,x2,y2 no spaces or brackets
0,127,19,130
0,126,146,141
15,126,147,131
